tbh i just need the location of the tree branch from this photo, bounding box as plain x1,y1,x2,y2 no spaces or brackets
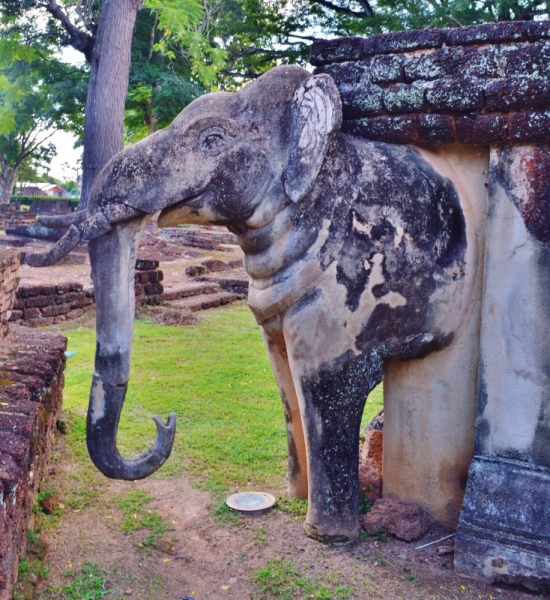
308,0,371,18
43,0,95,62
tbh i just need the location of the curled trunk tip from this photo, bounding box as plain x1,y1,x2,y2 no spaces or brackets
87,374,176,480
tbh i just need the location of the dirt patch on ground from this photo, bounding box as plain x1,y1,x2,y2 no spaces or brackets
22,453,536,600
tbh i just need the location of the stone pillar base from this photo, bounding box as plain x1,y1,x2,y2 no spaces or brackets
455,455,550,592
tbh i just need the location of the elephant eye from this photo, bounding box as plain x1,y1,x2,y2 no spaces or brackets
199,127,231,155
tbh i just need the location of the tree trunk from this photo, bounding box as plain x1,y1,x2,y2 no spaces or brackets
80,0,142,209
0,162,16,204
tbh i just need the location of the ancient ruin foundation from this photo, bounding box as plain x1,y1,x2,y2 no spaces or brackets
0,251,67,599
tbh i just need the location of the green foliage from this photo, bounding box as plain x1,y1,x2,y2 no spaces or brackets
125,10,206,142
253,558,354,599
276,497,308,518
113,488,172,549
62,304,287,493
11,196,79,207
17,558,49,582
49,563,110,600
0,29,86,199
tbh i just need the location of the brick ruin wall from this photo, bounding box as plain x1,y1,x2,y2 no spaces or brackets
310,20,550,145
0,252,20,339
8,259,164,328
0,251,67,598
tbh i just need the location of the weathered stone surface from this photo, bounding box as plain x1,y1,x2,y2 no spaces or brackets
359,430,384,504
310,37,369,66
314,61,367,88
383,84,425,113
337,91,370,120
456,114,507,144
0,327,66,596
456,456,550,590
342,115,417,143
425,78,485,112
135,259,159,271
446,21,526,46
309,21,550,145
364,28,446,55
486,76,550,112
370,54,404,84
340,85,384,118
418,114,456,143
362,498,432,541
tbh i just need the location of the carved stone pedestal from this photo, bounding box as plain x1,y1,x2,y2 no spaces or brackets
455,145,550,590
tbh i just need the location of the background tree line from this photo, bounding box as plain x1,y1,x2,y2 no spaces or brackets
0,0,548,207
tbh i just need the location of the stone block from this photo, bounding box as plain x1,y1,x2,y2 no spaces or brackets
340,85,384,118
134,284,143,296
309,36,369,66
365,28,445,55
144,282,164,296
370,54,404,84
383,84,425,113
446,21,526,46
486,76,550,112
22,308,40,320
341,115,417,143
65,309,83,320
136,259,159,271
8,310,22,322
40,284,57,296
25,295,54,309
456,114,507,144
426,77,485,112
0,414,35,440
526,20,550,40
0,432,28,465
508,110,550,143
148,270,159,284
404,53,444,82
137,271,149,284
418,114,456,143
456,456,550,590
502,42,550,77
314,61,367,88
362,498,432,541
17,286,40,299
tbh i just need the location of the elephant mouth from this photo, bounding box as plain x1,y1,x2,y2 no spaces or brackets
157,188,215,227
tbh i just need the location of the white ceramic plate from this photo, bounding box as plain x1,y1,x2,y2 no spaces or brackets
226,492,276,512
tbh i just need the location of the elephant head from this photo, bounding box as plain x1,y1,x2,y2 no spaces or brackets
27,65,343,480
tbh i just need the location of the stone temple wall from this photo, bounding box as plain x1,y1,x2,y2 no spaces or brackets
0,252,20,339
0,251,67,599
311,20,550,145
311,20,550,589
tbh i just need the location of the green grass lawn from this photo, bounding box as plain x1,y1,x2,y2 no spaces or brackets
61,303,383,496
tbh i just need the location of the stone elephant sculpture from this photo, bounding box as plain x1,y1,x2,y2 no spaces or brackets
30,65,476,542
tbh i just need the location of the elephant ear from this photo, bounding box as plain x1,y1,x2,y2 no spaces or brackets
283,74,343,203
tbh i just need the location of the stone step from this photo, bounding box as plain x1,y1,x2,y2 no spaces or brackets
168,292,241,312
161,282,220,301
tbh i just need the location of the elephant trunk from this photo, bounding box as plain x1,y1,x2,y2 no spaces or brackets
87,219,176,480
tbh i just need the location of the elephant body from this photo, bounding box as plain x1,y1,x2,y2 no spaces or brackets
32,65,475,542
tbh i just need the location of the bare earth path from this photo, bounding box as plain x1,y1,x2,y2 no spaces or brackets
30,448,538,600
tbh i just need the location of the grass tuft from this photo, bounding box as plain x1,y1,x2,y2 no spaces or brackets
253,558,354,600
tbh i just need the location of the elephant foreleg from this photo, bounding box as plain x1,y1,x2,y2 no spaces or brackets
289,347,383,543
261,323,308,499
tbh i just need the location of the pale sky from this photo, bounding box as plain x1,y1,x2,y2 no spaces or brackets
47,46,84,182
48,129,82,182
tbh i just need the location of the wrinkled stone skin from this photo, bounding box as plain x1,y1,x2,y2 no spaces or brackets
35,65,473,542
